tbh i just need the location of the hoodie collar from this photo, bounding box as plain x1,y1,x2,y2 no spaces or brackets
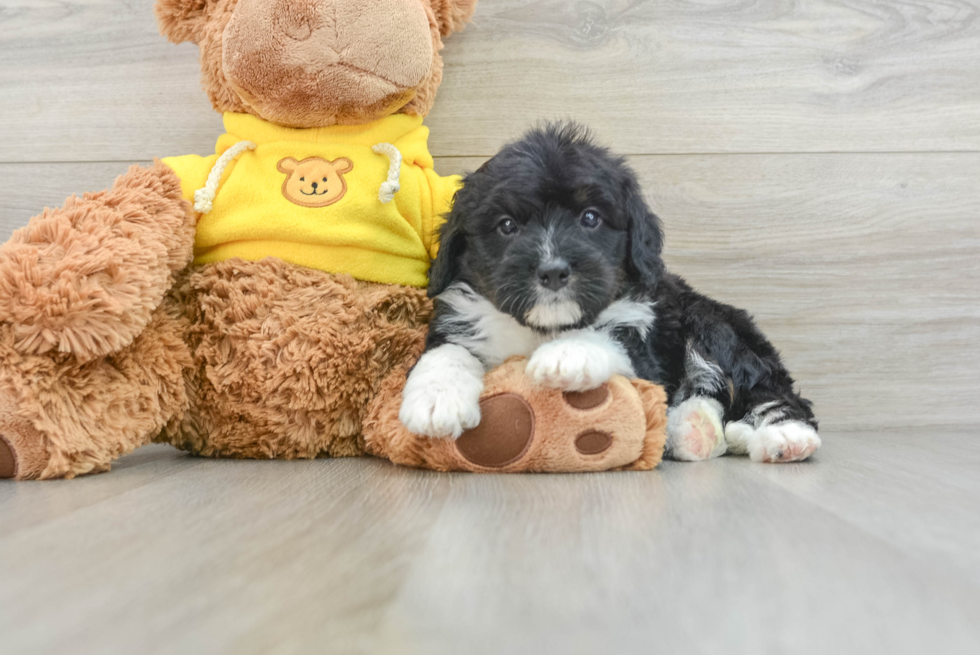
222,113,427,147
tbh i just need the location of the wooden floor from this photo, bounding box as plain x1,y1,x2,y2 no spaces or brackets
1,1,979,652
0,434,978,654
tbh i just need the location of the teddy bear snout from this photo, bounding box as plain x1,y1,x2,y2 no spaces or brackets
222,0,435,127
280,13,314,43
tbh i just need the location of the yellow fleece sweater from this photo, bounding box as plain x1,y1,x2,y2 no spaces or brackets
162,113,461,288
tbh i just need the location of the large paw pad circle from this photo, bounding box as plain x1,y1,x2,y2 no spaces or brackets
455,394,534,468
448,364,662,472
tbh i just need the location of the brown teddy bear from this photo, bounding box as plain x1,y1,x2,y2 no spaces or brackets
0,0,667,480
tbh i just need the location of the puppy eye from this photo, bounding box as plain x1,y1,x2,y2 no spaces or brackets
300,177,305,182
323,177,328,182
581,209,602,229
497,217,520,236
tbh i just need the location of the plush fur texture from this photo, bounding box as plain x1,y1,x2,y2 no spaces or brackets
158,259,432,461
0,161,193,363
0,1,669,480
367,357,668,472
0,291,193,479
155,0,474,127
0,0,484,479
411,123,820,463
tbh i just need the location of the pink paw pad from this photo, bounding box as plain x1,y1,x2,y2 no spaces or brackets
681,415,720,459
667,398,727,461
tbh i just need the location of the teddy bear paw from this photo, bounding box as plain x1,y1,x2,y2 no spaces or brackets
454,385,619,470
0,390,50,480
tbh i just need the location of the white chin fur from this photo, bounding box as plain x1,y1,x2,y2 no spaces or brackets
525,300,583,329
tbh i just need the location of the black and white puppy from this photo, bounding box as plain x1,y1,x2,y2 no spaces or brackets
400,123,820,463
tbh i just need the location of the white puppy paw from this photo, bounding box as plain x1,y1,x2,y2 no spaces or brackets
526,332,633,392
399,345,485,439
727,420,821,463
666,397,728,461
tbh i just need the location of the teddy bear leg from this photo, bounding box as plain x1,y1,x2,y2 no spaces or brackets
0,301,193,480
0,161,194,479
152,260,432,461
366,359,668,473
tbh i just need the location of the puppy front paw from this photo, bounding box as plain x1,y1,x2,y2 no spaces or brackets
399,385,482,439
526,337,621,391
735,420,821,463
399,345,485,439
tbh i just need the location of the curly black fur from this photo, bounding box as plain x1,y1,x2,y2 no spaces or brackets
427,122,816,430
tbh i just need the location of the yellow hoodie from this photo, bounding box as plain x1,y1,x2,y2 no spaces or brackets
162,113,461,288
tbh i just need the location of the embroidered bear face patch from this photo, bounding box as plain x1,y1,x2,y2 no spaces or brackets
277,157,353,208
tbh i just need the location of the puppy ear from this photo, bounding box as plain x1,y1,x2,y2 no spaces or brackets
625,181,665,287
430,0,479,37
155,0,210,44
427,208,466,298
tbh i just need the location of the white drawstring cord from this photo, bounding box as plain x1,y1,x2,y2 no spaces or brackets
372,142,403,204
194,140,402,211
193,140,257,214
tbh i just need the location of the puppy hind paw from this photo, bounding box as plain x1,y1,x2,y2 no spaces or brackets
666,397,727,461
740,421,821,463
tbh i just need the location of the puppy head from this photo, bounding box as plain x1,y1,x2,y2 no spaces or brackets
430,122,664,331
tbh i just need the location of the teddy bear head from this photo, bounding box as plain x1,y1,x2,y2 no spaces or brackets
155,0,478,128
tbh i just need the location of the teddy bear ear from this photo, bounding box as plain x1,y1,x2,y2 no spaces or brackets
155,0,210,45
430,0,479,37
331,158,354,175
277,158,299,174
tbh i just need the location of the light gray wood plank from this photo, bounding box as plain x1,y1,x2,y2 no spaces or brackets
0,456,453,655
748,429,980,584
1,0,979,162
0,444,192,537
430,0,980,156
371,453,980,655
3,154,978,430
2,434,978,655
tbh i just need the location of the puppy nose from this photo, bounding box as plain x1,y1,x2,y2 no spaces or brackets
311,181,318,189
537,263,571,291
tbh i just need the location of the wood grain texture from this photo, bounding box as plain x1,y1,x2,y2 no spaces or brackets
1,0,979,161
2,1,980,651
0,438,978,655
3,154,978,430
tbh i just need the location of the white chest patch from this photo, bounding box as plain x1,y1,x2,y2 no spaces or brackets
436,283,656,368
436,285,547,367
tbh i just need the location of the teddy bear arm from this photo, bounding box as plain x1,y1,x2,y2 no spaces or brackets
366,358,669,473
0,161,194,362
431,0,480,36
